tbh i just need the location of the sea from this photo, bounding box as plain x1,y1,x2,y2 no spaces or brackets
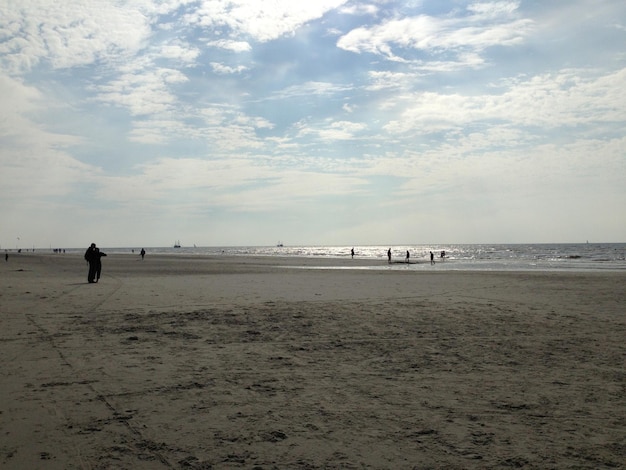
57,243,626,272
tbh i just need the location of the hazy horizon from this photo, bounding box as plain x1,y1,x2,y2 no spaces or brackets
5,241,625,252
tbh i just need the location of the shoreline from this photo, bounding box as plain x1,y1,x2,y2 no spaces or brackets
4,250,626,273
1,253,625,468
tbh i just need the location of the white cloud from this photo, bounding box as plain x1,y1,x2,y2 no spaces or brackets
95,67,188,116
272,81,353,99
384,68,626,134
0,0,152,74
186,0,350,42
352,131,625,242
297,120,367,141
339,4,379,16
467,1,520,19
94,155,367,215
206,39,252,52
236,115,274,130
366,70,419,91
159,42,201,63
210,62,248,74
0,74,96,204
337,3,532,63
128,119,188,144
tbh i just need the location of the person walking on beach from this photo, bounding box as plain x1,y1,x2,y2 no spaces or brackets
406,250,410,264
84,243,97,283
93,247,107,282
140,248,146,260
430,251,435,265
387,248,392,263
351,248,355,259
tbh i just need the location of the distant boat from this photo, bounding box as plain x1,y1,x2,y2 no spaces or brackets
174,240,181,248
276,242,284,247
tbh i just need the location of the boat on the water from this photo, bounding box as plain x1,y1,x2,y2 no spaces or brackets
174,240,181,248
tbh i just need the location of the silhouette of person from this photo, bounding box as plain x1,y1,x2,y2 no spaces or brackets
406,250,410,263
351,248,354,259
93,247,107,282
387,248,391,263
430,251,435,265
140,248,146,260
4,252,8,262
440,250,446,261
84,243,97,283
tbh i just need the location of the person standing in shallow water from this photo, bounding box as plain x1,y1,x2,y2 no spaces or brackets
140,248,146,260
387,248,392,263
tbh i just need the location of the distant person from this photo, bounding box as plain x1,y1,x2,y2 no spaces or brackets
387,248,391,263
140,248,146,260
351,248,354,259
93,247,107,282
5,252,8,262
406,250,410,264
441,250,446,261
430,251,435,265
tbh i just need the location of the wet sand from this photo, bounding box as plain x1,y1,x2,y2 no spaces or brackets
1,253,625,469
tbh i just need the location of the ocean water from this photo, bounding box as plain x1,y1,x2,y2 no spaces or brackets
61,243,626,272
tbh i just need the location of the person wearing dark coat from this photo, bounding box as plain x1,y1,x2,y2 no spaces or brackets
93,247,107,282
84,243,97,283
85,243,107,283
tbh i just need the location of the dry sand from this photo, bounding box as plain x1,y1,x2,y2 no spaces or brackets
1,253,625,469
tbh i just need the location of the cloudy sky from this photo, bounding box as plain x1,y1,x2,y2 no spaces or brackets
1,0,625,249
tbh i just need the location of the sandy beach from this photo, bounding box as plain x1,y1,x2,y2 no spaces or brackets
1,253,624,469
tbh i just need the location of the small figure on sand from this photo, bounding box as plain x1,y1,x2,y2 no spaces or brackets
140,248,146,260
351,247,354,259
387,248,391,263
406,250,410,264
430,251,435,265
4,252,8,262
440,250,446,261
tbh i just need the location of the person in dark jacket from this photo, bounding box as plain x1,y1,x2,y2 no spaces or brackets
84,243,97,283
93,247,107,282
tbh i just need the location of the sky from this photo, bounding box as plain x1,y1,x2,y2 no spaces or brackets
1,0,625,249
